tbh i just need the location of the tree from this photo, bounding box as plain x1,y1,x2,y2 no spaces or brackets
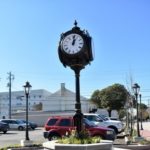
90,83,128,117
90,90,101,108
139,103,148,110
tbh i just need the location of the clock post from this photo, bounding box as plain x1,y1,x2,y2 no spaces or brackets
58,21,93,137
72,65,84,136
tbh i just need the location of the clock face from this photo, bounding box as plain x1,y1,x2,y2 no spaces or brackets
61,33,84,54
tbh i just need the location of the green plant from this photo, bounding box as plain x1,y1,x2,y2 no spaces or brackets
57,129,101,144
132,129,137,137
139,139,150,145
0,144,20,150
0,144,42,150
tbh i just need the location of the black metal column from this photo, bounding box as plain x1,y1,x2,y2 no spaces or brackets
26,93,29,140
73,67,83,137
135,93,140,137
139,94,143,130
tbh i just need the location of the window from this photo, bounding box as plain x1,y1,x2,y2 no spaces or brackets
84,115,95,121
47,119,58,126
59,119,71,126
1,120,10,124
11,120,17,124
84,115,103,122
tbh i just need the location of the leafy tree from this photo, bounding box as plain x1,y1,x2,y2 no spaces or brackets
100,84,128,117
118,109,126,119
90,83,128,117
139,103,148,110
90,90,101,108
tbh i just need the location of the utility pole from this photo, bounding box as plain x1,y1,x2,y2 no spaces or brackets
7,72,14,119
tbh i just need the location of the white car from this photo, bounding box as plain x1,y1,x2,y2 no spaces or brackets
84,113,124,134
0,119,28,131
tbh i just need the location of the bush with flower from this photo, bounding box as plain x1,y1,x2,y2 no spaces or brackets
57,129,101,144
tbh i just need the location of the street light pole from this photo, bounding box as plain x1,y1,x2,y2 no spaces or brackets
132,83,140,137
23,81,32,141
139,94,143,130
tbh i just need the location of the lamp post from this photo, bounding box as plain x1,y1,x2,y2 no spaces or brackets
23,81,32,141
139,94,143,130
132,83,140,137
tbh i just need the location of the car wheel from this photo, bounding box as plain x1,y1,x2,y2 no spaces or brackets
109,126,118,134
48,133,61,141
18,126,24,131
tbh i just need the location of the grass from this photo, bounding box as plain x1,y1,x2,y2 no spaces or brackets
0,144,42,150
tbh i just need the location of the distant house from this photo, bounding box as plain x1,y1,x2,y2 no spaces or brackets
43,83,90,113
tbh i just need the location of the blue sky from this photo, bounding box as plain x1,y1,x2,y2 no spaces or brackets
0,0,150,104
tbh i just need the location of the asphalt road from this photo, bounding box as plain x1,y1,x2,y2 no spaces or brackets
0,127,46,148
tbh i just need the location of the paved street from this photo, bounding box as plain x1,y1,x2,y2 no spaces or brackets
0,127,46,148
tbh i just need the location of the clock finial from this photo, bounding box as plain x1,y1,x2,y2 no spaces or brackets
72,20,80,31
74,20,78,27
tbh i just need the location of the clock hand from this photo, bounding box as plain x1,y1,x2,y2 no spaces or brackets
72,35,76,45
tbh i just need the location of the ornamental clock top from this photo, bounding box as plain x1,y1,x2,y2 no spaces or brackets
58,21,93,70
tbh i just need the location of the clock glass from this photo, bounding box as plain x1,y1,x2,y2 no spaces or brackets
62,33,84,54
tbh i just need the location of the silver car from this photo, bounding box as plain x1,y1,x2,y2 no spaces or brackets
0,119,27,131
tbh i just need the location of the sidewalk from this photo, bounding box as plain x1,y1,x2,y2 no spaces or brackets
140,129,150,141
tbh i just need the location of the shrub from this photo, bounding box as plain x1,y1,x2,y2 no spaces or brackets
57,129,101,144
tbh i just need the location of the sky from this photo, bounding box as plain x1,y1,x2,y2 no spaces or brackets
0,0,150,104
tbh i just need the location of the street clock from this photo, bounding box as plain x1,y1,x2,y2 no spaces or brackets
58,21,94,136
58,21,93,70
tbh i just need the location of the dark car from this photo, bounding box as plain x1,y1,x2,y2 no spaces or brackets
43,116,116,141
21,120,38,130
0,121,9,134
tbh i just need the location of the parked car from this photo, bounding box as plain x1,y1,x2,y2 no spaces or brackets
105,117,120,121
20,120,38,130
0,119,28,131
84,113,124,134
98,114,120,121
43,116,116,141
0,121,9,134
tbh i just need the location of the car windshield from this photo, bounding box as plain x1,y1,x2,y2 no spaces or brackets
16,120,24,124
83,118,97,127
98,115,108,121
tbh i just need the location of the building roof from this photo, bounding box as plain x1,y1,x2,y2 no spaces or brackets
0,89,52,98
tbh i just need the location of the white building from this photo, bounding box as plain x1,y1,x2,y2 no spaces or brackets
43,83,90,113
0,83,92,119
0,89,51,118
